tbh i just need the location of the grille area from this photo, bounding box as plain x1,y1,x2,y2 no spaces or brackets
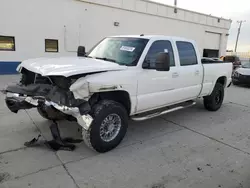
20,68,52,85
35,74,52,84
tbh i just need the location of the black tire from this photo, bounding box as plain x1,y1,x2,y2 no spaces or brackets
37,105,66,121
82,100,128,153
203,83,224,111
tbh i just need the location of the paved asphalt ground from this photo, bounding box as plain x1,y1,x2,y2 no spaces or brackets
1,75,250,188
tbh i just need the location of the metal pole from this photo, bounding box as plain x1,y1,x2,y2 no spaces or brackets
174,0,177,13
235,20,246,52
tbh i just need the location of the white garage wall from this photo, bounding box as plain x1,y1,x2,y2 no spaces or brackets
0,0,231,62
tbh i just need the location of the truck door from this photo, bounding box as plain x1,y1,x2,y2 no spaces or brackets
136,40,181,112
175,41,203,100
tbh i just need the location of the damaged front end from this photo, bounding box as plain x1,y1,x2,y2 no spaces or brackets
4,68,93,130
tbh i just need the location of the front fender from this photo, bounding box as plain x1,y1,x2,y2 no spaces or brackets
89,83,123,93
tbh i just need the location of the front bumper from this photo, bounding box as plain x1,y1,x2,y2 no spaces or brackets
232,75,250,85
4,84,93,130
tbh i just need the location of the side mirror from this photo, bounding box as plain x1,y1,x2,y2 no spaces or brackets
142,59,150,69
155,52,170,71
77,46,86,57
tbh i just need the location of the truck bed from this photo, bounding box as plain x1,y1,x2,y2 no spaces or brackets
200,61,232,96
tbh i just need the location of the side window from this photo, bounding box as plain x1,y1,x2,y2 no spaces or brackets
176,41,197,66
45,39,59,52
0,35,15,51
144,40,175,69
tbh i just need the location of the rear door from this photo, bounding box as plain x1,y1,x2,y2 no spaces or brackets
174,41,203,100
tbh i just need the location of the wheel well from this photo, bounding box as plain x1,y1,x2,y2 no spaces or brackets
216,76,227,87
89,91,131,115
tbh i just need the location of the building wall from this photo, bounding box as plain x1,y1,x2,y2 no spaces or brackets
0,0,231,74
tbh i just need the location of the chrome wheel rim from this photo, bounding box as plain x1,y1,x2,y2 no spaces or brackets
100,113,122,142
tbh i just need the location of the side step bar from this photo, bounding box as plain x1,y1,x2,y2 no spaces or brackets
131,101,196,121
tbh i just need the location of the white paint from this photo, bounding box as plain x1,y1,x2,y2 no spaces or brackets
82,67,139,114
0,0,231,62
120,46,135,52
69,77,90,99
235,68,250,76
133,36,232,113
17,35,232,115
18,57,127,77
201,63,232,95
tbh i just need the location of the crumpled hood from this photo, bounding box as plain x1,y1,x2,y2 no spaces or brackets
17,57,127,77
236,67,250,76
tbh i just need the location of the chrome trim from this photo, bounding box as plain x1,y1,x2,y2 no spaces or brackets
6,92,23,98
34,73,38,84
5,92,93,130
131,101,196,121
99,113,121,142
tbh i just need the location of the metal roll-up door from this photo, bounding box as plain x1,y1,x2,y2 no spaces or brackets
203,31,221,57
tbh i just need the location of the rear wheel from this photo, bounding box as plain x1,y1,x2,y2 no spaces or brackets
204,83,224,111
82,100,128,153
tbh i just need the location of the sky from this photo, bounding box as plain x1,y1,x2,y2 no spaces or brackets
152,0,250,52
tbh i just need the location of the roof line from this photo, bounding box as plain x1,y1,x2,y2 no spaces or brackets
77,0,231,29
142,0,232,22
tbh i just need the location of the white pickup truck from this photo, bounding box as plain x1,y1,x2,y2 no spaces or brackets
4,35,232,152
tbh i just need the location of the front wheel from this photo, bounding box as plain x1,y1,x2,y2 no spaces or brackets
203,83,224,111
82,100,128,153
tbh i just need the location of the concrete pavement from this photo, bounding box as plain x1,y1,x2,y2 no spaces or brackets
1,75,250,188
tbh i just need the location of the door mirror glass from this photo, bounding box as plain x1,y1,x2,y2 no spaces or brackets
155,52,170,71
77,46,86,57
143,40,175,70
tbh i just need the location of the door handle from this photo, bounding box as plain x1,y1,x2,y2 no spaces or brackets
195,70,200,75
172,72,179,78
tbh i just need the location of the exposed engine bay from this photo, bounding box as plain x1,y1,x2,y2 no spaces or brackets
4,68,93,130
3,68,97,151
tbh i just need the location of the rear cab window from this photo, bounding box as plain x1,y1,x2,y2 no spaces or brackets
176,41,198,66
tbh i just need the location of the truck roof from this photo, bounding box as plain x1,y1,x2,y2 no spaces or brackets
110,35,195,43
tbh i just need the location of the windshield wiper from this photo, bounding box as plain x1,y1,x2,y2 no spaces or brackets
95,57,117,63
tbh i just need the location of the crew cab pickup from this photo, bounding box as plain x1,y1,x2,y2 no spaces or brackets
4,35,232,152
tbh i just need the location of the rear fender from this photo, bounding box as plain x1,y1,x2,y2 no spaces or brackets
209,76,228,95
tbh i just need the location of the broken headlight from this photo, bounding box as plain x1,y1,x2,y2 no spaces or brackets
233,71,240,77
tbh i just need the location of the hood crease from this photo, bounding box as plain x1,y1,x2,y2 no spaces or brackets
18,57,127,77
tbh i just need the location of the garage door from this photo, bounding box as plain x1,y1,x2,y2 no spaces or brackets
204,31,221,50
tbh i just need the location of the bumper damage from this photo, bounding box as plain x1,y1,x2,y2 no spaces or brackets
232,76,250,85
4,84,93,130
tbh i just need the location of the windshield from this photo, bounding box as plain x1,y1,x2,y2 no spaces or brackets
242,61,250,68
87,37,149,66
